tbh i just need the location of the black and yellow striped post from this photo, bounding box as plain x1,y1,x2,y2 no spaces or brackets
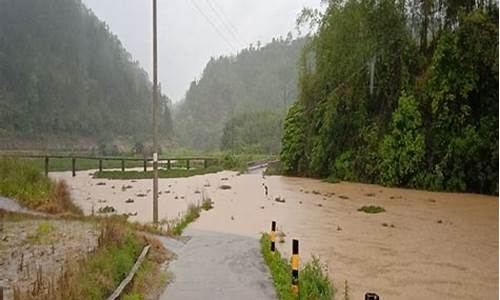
291,239,299,295
270,221,276,252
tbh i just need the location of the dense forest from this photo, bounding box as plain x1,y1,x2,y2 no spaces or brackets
281,0,498,194
174,36,305,151
0,0,173,148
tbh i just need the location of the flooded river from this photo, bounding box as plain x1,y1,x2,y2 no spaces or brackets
51,169,498,299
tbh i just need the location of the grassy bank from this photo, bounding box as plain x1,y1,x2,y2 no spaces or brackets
260,233,334,300
0,157,81,214
94,165,224,180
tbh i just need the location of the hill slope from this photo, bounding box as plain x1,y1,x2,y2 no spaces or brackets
174,37,306,151
0,0,172,150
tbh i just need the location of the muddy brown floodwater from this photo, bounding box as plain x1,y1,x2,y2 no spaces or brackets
51,169,498,300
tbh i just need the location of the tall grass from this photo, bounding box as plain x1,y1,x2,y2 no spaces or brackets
0,157,81,214
260,233,334,300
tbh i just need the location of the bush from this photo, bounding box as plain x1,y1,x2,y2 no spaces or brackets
379,95,425,187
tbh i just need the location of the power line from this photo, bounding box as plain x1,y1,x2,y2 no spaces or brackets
205,0,243,47
189,0,238,52
209,0,240,37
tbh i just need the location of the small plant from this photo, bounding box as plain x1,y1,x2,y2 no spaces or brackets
260,233,334,300
358,205,385,214
201,192,214,211
277,231,286,243
167,203,202,235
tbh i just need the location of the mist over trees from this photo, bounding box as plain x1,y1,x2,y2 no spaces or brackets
281,0,498,194
174,36,305,151
0,0,173,145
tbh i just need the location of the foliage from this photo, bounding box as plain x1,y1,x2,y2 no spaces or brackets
280,102,307,175
357,205,386,214
379,95,425,186
0,0,173,142
260,233,334,300
174,37,306,150
221,111,282,154
281,0,498,194
0,157,82,214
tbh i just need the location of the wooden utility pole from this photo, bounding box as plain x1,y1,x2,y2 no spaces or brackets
152,0,159,224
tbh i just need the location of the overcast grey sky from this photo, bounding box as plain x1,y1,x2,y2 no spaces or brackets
81,0,324,102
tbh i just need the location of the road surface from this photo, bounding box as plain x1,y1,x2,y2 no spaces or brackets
159,229,277,300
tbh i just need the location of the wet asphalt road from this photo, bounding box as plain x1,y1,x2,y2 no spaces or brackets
159,229,277,300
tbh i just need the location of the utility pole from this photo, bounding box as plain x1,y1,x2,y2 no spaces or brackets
152,0,159,224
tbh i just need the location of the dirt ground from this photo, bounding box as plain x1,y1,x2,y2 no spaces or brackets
0,219,98,300
53,169,498,300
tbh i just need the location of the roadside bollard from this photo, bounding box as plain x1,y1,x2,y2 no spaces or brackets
270,221,276,252
291,239,299,295
365,292,380,300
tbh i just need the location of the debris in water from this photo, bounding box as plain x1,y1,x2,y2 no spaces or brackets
231,216,234,220
317,203,323,207
136,193,147,197
365,193,376,197
219,185,232,190
312,190,321,195
299,201,303,204
260,206,265,209
96,182,106,186
97,199,107,203
125,198,134,203
339,195,349,199
437,219,443,224
275,196,285,203
221,177,229,181
337,225,342,231
98,206,116,213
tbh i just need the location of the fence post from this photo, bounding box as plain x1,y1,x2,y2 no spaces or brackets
143,159,147,172
167,159,171,170
121,160,125,172
291,239,299,295
72,158,76,177
99,159,103,172
186,159,190,170
270,221,276,252
44,156,49,176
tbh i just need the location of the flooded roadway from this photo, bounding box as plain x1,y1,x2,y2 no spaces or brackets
51,169,498,300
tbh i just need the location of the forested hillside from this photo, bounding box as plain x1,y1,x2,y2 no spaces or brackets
0,0,172,148
174,36,305,151
281,0,498,194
